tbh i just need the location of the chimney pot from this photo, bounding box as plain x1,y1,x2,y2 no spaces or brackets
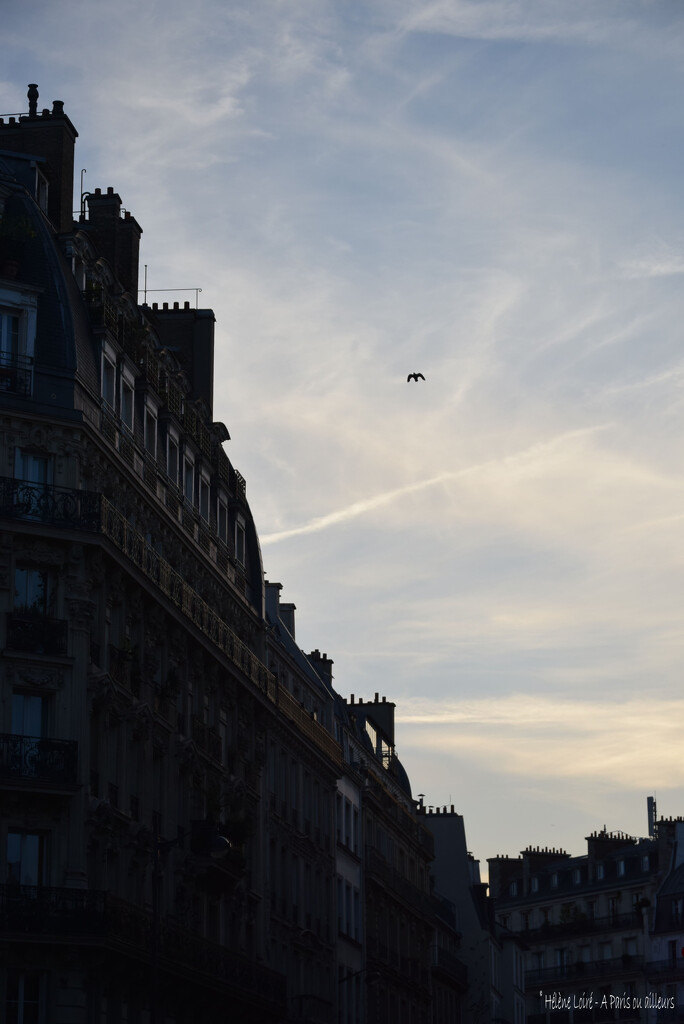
28,84,38,117
107,186,114,195
52,100,64,116
42,108,50,117
173,301,179,309
374,692,379,702
184,301,190,309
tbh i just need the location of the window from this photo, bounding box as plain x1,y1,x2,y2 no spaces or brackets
509,881,518,897
642,854,650,871
144,407,157,457
0,308,20,359
11,694,47,737
14,568,52,616
7,832,45,886
0,287,38,395
167,435,179,486
184,458,194,504
235,517,245,565
596,863,604,880
102,354,115,407
14,450,51,487
35,166,49,213
6,969,45,1024
531,876,539,893
618,859,625,876
573,868,581,884
199,474,210,521
120,378,134,430
551,872,558,888
218,496,228,544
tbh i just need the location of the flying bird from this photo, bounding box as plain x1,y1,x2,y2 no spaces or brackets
407,372,425,382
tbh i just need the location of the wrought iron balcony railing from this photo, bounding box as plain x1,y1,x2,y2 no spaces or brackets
0,732,78,786
526,955,645,987
0,352,33,396
0,885,286,1008
6,612,68,656
0,476,101,528
520,910,644,941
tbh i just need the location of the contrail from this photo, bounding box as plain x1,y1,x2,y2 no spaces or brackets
260,424,608,545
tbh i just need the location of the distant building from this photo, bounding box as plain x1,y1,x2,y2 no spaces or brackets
422,805,521,1024
346,695,435,1024
488,813,684,1023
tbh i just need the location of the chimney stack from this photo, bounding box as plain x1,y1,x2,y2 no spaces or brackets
0,84,78,233
86,187,142,298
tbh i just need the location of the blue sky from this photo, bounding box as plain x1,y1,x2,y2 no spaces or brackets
6,0,684,868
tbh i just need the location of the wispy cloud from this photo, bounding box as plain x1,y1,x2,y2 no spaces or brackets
398,694,684,788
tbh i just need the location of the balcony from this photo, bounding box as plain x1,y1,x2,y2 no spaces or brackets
432,945,469,989
6,612,68,656
521,910,644,942
645,958,684,982
526,955,645,988
0,733,78,788
365,846,431,918
0,885,286,1013
0,476,101,529
0,352,33,395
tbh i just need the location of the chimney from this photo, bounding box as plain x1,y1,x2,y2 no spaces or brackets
309,649,333,690
0,84,78,233
86,187,142,298
148,304,215,413
279,602,296,639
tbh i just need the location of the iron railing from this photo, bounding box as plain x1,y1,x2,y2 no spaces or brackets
0,885,286,1006
0,733,78,786
0,477,100,528
520,910,644,941
6,613,68,656
526,955,645,987
0,352,33,395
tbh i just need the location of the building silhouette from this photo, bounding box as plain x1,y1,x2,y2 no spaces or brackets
0,82,478,1024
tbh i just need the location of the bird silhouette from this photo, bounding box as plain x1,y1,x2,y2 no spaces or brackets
407,372,425,382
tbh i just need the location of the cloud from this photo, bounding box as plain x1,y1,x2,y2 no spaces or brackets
398,693,684,789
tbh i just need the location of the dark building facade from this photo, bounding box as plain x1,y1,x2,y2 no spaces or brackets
0,83,465,1024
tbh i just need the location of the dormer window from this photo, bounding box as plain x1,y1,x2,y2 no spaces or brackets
35,166,49,213
144,405,157,458
0,284,38,396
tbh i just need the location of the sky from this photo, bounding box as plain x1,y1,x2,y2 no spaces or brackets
5,0,684,871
